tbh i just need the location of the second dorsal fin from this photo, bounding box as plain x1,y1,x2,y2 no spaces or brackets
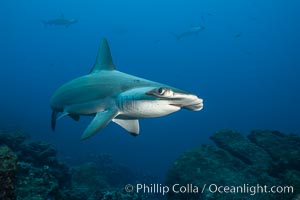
90,38,115,73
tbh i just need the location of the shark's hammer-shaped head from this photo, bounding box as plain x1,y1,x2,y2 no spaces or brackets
117,86,203,119
146,87,203,111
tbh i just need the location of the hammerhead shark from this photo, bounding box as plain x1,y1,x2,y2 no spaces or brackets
42,14,78,28
50,38,203,140
171,25,205,40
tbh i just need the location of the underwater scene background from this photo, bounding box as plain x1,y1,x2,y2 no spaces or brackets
0,0,300,199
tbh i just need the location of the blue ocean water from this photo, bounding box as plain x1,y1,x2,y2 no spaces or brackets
1,0,299,180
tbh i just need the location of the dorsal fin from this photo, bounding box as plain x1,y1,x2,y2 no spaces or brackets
90,38,115,73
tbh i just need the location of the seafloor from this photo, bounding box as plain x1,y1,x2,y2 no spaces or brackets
0,129,299,200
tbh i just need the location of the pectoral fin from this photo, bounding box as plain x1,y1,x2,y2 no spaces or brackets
112,119,140,136
80,109,118,140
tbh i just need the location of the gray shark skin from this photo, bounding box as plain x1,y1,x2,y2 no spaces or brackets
42,14,78,28
172,25,205,40
50,38,203,140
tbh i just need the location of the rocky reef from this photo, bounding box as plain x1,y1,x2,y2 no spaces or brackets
2,129,299,200
0,130,71,199
166,129,300,200
0,144,17,200
0,130,150,200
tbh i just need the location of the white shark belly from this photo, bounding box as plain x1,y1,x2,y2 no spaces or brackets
119,100,180,118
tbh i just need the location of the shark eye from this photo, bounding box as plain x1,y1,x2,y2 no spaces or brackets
158,87,166,95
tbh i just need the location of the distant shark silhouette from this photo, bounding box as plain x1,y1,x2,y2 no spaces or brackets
50,38,203,140
171,25,205,40
235,32,242,38
42,14,78,28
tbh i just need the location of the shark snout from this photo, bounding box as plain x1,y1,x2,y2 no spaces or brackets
146,87,204,111
168,94,203,111
182,95,203,111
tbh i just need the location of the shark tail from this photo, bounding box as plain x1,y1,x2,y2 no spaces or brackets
51,110,80,131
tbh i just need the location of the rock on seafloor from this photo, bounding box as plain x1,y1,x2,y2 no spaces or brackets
0,145,17,200
1,129,299,200
0,130,71,199
166,129,300,200
0,130,151,200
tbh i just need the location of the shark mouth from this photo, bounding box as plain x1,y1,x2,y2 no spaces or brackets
184,102,204,111
169,104,182,107
170,102,203,108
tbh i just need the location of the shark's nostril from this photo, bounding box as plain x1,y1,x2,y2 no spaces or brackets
193,97,203,105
